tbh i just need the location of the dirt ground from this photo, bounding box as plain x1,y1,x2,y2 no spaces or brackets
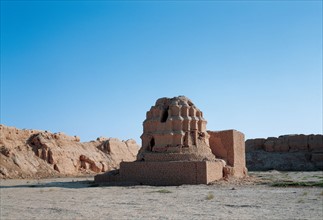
1,171,322,220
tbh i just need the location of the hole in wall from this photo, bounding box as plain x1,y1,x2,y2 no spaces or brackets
160,107,169,123
150,137,155,151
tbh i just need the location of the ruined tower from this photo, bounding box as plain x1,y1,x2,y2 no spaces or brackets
137,96,216,162
95,96,247,185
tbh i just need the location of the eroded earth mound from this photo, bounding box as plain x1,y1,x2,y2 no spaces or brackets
0,125,139,179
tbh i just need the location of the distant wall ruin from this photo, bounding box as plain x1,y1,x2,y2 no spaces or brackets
246,134,323,171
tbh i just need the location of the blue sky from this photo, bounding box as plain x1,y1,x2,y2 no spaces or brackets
1,1,322,143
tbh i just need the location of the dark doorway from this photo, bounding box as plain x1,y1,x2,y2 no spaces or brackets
160,107,169,123
150,137,155,151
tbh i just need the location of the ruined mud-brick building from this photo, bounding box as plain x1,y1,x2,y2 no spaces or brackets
95,96,247,185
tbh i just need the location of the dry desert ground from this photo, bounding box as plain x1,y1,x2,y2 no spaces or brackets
1,171,322,220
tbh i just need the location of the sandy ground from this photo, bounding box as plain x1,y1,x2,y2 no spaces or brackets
1,171,322,220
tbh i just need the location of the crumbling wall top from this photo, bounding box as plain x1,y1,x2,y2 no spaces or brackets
137,96,215,162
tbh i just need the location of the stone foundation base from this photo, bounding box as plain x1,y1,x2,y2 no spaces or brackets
95,160,224,186
223,166,248,178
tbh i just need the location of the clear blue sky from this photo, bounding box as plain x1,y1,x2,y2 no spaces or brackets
1,1,322,143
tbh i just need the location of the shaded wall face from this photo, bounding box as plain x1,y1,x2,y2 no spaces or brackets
119,161,223,185
245,134,323,171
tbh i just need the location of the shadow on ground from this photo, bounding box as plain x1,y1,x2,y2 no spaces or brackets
0,180,98,189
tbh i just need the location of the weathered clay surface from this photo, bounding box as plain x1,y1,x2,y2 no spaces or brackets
208,130,248,178
246,134,323,171
137,96,215,162
96,96,247,185
0,124,139,179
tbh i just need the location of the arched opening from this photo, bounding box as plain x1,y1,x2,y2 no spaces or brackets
150,137,155,151
160,107,169,123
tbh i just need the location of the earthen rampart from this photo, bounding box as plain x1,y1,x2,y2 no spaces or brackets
246,134,323,171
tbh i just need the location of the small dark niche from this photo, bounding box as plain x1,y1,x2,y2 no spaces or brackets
160,107,169,123
150,137,155,151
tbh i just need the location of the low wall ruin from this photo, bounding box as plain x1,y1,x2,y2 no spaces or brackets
246,134,323,171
